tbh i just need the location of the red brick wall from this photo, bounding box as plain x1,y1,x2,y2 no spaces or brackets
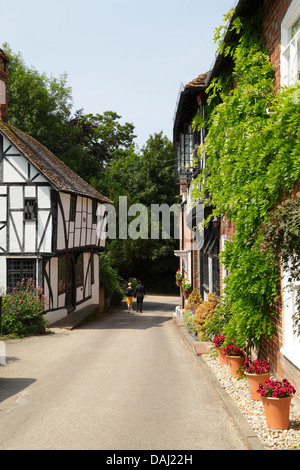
217,1,300,413
262,0,293,90
261,0,300,415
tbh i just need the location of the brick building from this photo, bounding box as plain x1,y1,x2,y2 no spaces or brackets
174,0,300,412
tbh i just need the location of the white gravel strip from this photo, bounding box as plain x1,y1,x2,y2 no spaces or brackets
202,351,300,450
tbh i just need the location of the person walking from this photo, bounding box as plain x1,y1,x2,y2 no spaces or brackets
134,280,145,313
125,282,134,313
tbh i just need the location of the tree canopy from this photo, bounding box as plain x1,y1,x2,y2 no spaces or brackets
3,44,179,293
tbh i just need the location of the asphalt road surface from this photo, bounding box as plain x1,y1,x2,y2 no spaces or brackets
0,295,250,450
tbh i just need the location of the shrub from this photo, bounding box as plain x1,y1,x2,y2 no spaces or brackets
201,301,228,341
194,293,218,339
185,289,203,311
2,278,48,337
99,253,122,303
183,308,197,336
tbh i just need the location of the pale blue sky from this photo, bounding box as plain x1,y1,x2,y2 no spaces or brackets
1,0,236,148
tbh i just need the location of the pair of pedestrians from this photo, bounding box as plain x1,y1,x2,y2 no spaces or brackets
126,281,145,313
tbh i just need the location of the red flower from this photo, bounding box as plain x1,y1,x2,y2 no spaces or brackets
224,339,245,357
213,334,226,348
257,379,296,398
243,359,270,374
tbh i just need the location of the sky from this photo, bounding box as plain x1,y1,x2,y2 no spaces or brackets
1,0,237,148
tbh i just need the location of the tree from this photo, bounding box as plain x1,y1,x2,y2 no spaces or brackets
3,43,73,159
4,44,179,293
68,110,137,192
105,133,180,293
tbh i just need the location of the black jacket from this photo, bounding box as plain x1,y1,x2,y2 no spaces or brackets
134,284,145,299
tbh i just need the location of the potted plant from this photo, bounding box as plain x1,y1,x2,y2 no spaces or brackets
224,340,245,378
181,279,192,299
175,269,183,286
213,334,228,365
257,379,296,430
243,359,271,400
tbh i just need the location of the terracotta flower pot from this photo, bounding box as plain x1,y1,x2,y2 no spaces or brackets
216,347,228,365
244,372,271,400
227,355,245,378
183,289,192,299
261,395,292,430
176,278,182,286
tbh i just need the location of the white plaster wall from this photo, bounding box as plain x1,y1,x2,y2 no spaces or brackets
9,212,23,252
0,257,6,292
44,307,68,325
9,186,22,208
24,221,36,252
0,225,7,252
0,195,7,219
3,156,28,182
24,186,36,198
37,186,51,208
37,211,52,252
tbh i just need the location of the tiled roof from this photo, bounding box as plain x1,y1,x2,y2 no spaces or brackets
173,72,210,139
184,72,209,90
0,120,112,204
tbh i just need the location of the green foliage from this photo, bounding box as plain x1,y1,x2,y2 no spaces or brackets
2,279,48,337
105,132,180,293
259,195,300,336
194,293,219,339
183,308,198,336
203,301,229,341
185,289,203,310
4,44,179,297
99,253,122,298
3,43,73,160
192,8,300,347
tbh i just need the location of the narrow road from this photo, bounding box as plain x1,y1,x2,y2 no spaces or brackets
0,295,249,450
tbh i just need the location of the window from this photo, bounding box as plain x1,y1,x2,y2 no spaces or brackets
7,258,36,288
281,0,300,86
58,256,66,294
24,198,37,220
69,194,76,222
281,267,300,369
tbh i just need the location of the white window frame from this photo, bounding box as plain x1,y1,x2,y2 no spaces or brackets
281,266,300,369
281,0,300,86
221,234,228,292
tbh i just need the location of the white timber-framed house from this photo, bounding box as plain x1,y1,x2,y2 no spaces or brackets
0,49,111,325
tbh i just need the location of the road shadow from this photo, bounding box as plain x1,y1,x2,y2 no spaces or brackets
79,295,180,331
0,377,36,403
94,312,172,330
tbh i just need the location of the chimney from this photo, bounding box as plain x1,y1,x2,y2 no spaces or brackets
0,49,9,123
